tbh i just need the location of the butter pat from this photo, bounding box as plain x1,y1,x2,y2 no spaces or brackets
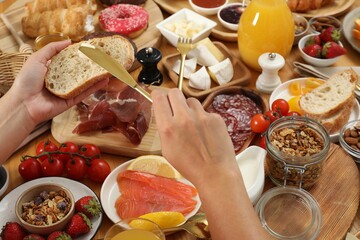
208,58,234,85
189,66,211,90
187,38,225,66
172,57,197,79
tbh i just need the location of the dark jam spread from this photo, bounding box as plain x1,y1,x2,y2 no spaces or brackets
219,5,244,24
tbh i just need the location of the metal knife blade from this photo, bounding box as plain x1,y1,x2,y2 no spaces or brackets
78,43,152,102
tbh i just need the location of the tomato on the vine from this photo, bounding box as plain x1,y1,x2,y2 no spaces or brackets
18,157,43,181
258,136,266,150
65,156,88,180
41,156,64,177
36,140,58,162
250,114,270,133
87,159,111,183
58,142,79,165
264,110,280,123
286,111,302,116
79,144,101,160
271,99,290,116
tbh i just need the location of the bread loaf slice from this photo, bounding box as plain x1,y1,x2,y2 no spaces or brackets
299,69,358,118
45,35,135,99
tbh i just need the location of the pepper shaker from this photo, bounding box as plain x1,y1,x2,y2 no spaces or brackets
136,47,163,86
256,52,285,94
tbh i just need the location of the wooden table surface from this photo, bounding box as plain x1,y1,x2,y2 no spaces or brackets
1,0,360,239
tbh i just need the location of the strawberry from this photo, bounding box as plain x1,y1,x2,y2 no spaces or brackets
319,27,340,43
23,233,46,240
305,35,321,47
321,42,347,59
75,196,101,218
47,231,72,240
0,222,27,240
65,213,92,238
302,44,322,58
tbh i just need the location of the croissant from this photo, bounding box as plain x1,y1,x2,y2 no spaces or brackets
21,6,95,41
25,0,97,15
287,0,334,12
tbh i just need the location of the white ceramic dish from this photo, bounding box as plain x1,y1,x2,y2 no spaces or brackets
101,160,202,224
156,8,217,47
269,78,360,142
217,3,245,31
0,165,9,197
342,7,360,54
236,146,266,204
0,177,102,239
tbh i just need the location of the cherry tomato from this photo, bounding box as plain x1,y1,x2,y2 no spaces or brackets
41,156,64,177
65,156,88,180
250,114,271,133
79,144,101,160
58,142,79,165
286,111,302,116
18,157,43,181
264,110,280,123
87,159,111,183
258,136,266,150
271,99,290,116
36,140,58,162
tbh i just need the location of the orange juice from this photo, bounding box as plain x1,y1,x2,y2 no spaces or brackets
110,229,162,240
237,0,294,71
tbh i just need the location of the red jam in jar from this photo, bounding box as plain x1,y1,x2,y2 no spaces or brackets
192,0,225,8
220,5,244,24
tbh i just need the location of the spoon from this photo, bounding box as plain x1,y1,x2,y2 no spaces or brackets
162,213,211,239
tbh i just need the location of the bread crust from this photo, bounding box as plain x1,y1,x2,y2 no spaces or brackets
299,69,358,118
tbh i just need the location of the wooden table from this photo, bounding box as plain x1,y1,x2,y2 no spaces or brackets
1,1,360,239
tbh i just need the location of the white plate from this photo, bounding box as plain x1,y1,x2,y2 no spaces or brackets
269,78,360,142
0,177,102,239
101,160,201,224
343,7,360,54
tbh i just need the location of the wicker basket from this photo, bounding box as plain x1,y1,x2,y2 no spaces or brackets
0,50,31,88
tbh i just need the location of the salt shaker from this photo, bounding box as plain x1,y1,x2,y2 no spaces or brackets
136,47,163,86
256,52,285,94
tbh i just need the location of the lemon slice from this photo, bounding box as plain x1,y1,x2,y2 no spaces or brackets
130,211,185,229
127,155,182,179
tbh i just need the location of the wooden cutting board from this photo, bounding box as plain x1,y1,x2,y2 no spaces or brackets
263,143,360,239
0,0,163,71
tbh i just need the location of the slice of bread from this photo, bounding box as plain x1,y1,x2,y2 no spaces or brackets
45,35,135,99
299,69,358,118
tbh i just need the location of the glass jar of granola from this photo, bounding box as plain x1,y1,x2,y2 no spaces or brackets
265,116,330,189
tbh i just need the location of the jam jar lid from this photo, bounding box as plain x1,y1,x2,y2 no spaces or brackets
255,186,321,240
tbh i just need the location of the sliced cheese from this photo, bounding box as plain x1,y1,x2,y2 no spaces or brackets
187,38,225,66
208,58,234,85
189,66,211,90
195,38,225,61
172,57,197,79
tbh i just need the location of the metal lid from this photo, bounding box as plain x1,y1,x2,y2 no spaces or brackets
255,186,321,240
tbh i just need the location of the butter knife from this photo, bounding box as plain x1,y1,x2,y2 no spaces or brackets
79,43,152,102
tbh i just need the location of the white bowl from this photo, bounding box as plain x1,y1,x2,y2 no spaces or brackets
156,8,217,47
189,0,228,16
217,3,246,31
0,166,9,197
298,33,344,67
236,146,266,204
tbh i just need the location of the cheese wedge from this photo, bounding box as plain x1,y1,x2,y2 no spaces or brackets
187,38,225,66
208,58,234,85
172,57,197,79
189,66,211,90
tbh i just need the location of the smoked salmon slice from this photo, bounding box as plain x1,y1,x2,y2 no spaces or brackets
115,170,198,219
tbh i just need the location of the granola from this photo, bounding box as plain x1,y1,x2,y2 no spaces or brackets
21,190,72,226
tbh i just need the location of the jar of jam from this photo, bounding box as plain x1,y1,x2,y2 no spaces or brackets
265,116,330,189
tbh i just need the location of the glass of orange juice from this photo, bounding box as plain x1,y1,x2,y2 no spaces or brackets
237,0,294,71
104,218,165,240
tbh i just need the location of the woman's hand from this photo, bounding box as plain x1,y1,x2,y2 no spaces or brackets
9,40,108,126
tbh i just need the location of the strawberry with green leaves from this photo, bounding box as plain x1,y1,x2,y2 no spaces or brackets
75,196,102,218
305,35,321,47
0,222,27,240
322,42,347,59
319,27,340,43
65,213,92,238
302,44,322,58
23,233,45,240
47,231,72,240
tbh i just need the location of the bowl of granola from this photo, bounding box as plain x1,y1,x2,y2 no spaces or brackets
15,183,75,235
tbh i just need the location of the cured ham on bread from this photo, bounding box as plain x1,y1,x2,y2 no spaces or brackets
73,79,152,145
287,0,334,12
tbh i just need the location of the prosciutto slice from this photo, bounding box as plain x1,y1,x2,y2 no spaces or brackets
73,79,152,145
